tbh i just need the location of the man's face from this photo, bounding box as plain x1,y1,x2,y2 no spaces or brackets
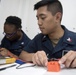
4,24,19,41
36,5,59,35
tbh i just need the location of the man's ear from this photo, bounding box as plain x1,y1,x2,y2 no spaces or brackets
55,12,62,22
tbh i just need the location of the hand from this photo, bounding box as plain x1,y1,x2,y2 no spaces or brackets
32,51,48,66
59,51,76,68
0,48,8,56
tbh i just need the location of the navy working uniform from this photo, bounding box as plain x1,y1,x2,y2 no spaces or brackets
0,30,30,56
24,25,76,59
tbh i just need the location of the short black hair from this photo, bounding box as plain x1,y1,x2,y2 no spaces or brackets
4,16,22,29
34,0,63,16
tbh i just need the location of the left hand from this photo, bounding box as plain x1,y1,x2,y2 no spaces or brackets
0,48,8,56
32,51,48,66
59,50,76,68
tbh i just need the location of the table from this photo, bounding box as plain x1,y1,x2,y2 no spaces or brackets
0,63,76,75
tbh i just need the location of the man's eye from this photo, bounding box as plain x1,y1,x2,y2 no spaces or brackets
41,17,45,20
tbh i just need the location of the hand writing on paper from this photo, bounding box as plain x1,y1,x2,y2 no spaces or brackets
0,48,8,56
59,51,76,68
32,51,48,66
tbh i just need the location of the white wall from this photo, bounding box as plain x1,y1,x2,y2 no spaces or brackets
60,0,76,32
0,0,76,41
0,0,40,41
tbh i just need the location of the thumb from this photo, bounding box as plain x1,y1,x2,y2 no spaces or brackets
59,56,66,64
44,57,48,66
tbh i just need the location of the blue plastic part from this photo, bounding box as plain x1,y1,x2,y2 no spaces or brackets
15,59,25,64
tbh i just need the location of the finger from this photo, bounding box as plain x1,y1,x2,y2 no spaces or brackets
37,51,48,66
0,48,3,51
59,51,73,64
36,51,45,66
33,53,41,66
44,58,48,67
64,52,76,67
42,53,48,66
37,52,45,66
0,48,5,51
0,48,4,50
71,58,76,68
37,52,43,65
32,53,38,64
0,49,3,52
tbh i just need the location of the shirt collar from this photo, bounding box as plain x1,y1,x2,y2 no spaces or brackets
42,25,75,45
42,35,49,42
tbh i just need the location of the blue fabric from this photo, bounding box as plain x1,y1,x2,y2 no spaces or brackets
0,30,31,56
24,25,76,59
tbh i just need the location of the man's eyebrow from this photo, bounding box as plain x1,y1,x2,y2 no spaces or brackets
36,14,45,17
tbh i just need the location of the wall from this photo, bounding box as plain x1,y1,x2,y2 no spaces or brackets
60,0,76,31
0,0,40,41
0,0,76,41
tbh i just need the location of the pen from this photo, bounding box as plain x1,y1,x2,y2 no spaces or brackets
0,64,16,71
47,54,50,61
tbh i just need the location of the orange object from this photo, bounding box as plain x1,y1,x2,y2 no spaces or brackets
7,51,18,59
47,61,60,72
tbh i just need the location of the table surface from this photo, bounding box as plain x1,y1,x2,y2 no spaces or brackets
0,63,76,75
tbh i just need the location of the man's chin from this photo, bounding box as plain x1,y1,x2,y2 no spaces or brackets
42,32,47,35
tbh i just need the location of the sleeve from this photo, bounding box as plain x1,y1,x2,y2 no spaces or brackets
23,34,42,53
23,38,38,53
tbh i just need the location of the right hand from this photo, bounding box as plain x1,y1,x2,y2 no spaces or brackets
0,48,18,58
0,48,8,56
32,51,48,66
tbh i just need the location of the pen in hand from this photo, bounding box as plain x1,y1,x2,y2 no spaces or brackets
0,64,16,71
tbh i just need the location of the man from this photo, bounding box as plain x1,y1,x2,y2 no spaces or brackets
19,0,76,68
0,16,30,58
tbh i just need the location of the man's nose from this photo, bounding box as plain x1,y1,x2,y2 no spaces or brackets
38,19,42,26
